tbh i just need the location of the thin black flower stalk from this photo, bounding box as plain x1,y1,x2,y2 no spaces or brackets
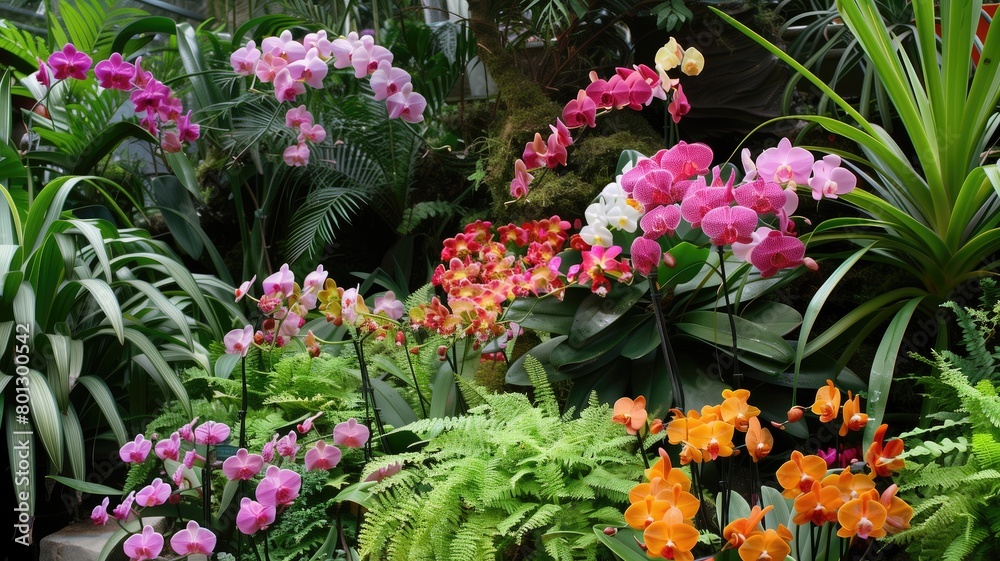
203,445,213,530
715,245,744,530
648,283,686,411
353,335,389,459
399,330,428,417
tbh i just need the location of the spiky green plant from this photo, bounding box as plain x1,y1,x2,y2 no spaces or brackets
358,356,647,560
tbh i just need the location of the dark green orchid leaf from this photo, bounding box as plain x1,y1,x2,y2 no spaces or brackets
658,241,712,290
506,335,568,386
569,280,648,344
676,311,795,364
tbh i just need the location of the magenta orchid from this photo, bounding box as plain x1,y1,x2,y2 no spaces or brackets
154,432,181,462
169,520,216,556
122,525,163,561
93,53,135,90
194,421,231,445
276,430,299,460
48,43,92,80
91,497,109,526
135,478,171,507
178,417,199,442
255,465,302,507
112,491,135,521
297,411,324,434
333,418,371,448
119,434,152,464
222,448,265,481
305,440,343,471
224,325,254,357
237,497,277,535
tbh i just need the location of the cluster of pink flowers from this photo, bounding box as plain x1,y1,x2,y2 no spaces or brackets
36,44,200,153
230,29,426,167
509,38,704,199
577,137,857,283
315,278,406,343
410,217,572,341
95,414,380,559
230,263,329,349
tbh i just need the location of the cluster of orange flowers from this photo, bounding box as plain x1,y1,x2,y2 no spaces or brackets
612,380,914,560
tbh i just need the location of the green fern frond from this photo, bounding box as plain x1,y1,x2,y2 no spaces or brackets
525,355,559,417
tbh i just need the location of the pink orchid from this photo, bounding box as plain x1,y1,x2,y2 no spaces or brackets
131,56,152,88
373,291,404,320
297,122,326,144
301,262,328,293
171,464,185,488
510,158,534,198
123,525,163,561
119,434,152,464
679,175,735,228
733,178,787,215
112,491,135,521
630,237,662,276
156,96,182,121
364,462,402,482
276,309,305,339
741,148,758,181
701,205,759,246
176,110,199,142
91,497,109,526
231,40,261,76
749,229,817,278
639,203,682,239
370,60,412,101
135,478,171,507
634,64,666,101
667,83,690,123
262,31,306,62
273,68,305,102
567,245,628,296
94,53,135,90
194,421,231,445
287,48,328,89
304,30,333,59
615,67,654,110
809,154,857,200
818,447,838,468
169,520,216,556
236,497,276,535
522,133,548,169
161,131,182,153
263,263,295,297
562,89,597,128
178,417,199,442
297,411,324,434
225,325,254,357
182,449,204,469
622,159,678,206
333,418,371,448
255,465,302,507
255,52,288,83
285,105,314,128
35,59,51,87
283,142,310,166
756,137,814,186
276,430,299,460
350,35,393,78
543,130,569,168
340,287,363,324
330,32,361,69
48,43,92,80
154,432,181,461
138,112,158,136
222,448,265,481
585,72,629,109
386,82,426,123
654,141,713,181
234,275,256,302
261,433,279,462
129,80,168,114
305,440,343,471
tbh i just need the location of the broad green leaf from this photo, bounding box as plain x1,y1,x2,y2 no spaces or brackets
593,525,649,561
73,279,124,344
676,312,794,364
761,486,792,533
0,70,10,145
371,355,413,388
46,334,75,412
73,122,156,175
334,480,376,509
368,377,418,430
657,242,711,289
151,175,203,259
863,297,927,449
429,362,457,418
717,490,752,526
62,405,86,481
111,16,176,54
505,335,568,386
620,320,659,360
214,353,241,380
27,369,63,472
76,376,127,446
569,281,647,344
215,480,239,519
504,289,588,335
740,301,802,337
119,278,193,347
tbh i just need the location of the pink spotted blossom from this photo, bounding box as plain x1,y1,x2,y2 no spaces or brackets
701,205,759,246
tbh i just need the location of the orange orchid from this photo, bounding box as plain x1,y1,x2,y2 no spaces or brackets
624,496,672,530
776,450,828,498
663,482,700,521
811,379,841,423
839,391,869,436
792,480,844,526
700,403,723,422
666,411,703,446
645,449,692,492
613,396,648,435
864,424,905,477
836,496,888,540
738,527,792,561
723,504,772,549
678,443,704,465
720,389,761,432
629,477,673,504
745,416,773,463
877,484,913,534
821,469,875,504
643,507,700,561
687,420,735,461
